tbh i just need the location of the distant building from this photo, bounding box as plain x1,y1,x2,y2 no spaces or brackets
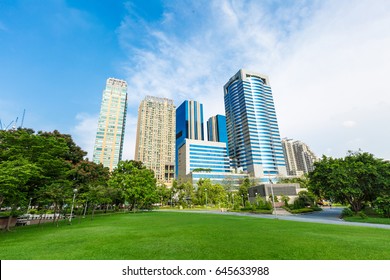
224,69,287,181
134,96,175,183
282,138,318,176
176,100,204,178
248,183,304,204
93,78,127,171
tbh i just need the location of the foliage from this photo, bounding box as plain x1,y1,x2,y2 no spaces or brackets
196,179,227,206
309,151,390,212
108,160,158,211
279,174,310,189
341,207,354,218
192,168,212,172
373,195,390,218
238,177,250,196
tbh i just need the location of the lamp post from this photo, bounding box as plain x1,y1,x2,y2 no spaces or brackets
255,192,258,206
26,197,32,215
205,188,208,207
241,194,244,207
69,188,77,224
232,193,234,206
269,177,277,218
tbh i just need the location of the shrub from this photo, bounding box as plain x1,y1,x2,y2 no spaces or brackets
341,208,354,218
358,211,368,219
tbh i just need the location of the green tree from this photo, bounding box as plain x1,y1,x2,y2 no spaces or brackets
238,178,251,205
0,159,41,230
309,151,390,212
108,160,158,211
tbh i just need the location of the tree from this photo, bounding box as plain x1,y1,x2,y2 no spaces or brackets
0,159,41,230
238,178,251,205
0,128,90,227
309,151,390,212
108,160,158,211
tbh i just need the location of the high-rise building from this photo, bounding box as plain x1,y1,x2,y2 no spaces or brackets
175,100,204,177
281,138,300,176
224,69,287,181
93,78,127,171
207,115,228,149
134,96,176,183
282,138,317,176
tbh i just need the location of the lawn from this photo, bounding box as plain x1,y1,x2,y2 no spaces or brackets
1,211,389,260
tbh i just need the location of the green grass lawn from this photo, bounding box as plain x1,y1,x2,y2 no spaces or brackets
1,211,389,260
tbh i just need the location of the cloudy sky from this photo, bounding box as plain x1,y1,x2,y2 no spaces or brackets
1,0,389,161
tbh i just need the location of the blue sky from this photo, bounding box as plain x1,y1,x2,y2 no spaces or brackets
1,0,390,161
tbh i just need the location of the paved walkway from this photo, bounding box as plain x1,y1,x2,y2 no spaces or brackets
158,207,390,230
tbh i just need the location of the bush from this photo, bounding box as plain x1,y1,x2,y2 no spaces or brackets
341,208,354,218
358,211,368,219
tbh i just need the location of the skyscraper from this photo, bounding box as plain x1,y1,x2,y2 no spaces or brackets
93,78,127,171
207,114,228,147
224,69,287,180
175,100,204,177
135,96,176,183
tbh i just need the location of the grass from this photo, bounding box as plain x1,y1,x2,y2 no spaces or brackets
344,216,390,225
1,211,390,260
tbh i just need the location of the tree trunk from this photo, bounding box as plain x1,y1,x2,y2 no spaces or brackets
91,204,96,220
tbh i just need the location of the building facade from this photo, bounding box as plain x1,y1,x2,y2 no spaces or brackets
175,100,204,177
224,69,287,181
134,96,176,183
207,114,228,149
177,139,248,187
93,78,127,171
282,138,317,176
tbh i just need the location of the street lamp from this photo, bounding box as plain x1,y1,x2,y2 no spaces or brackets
205,188,208,207
69,188,77,224
269,177,277,218
232,193,234,206
26,197,32,215
241,194,244,207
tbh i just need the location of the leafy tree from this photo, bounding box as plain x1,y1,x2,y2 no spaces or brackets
309,151,390,212
279,174,310,189
175,181,195,207
238,178,251,205
196,179,226,206
108,160,158,211
0,159,41,230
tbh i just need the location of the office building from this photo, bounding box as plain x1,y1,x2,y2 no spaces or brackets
135,96,176,183
175,100,204,177
177,139,247,187
224,69,287,181
93,78,127,171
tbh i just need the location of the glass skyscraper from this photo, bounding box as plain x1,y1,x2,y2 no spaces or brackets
93,78,127,171
224,69,287,180
175,100,204,177
207,114,228,152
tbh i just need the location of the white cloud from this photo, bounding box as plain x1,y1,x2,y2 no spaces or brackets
117,0,390,160
71,113,98,160
342,121,357,128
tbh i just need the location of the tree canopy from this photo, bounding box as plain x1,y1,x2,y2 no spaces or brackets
309,151,390,212
108,160,158,210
